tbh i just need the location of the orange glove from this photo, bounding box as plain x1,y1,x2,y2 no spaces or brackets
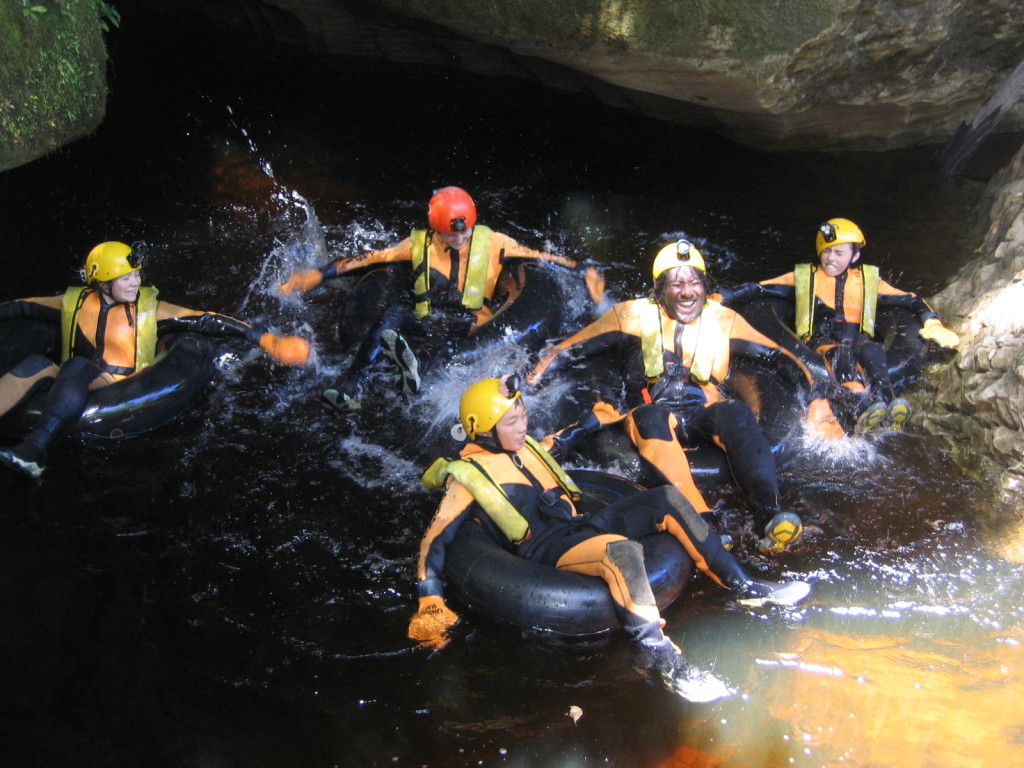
584,266,606,307
280,269,324,295
258,333,310,366
805,397,845,441
407,595,459,650
919,318,960,349
592,400,626,425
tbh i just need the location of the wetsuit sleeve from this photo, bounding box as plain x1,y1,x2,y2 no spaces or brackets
492,231,578,269
415,482,476,598
728,312,831,390
321,238,414,280
759,271,796,287
876,277,939,323
156,303,257,339
0,296,63,322
529,302,631,385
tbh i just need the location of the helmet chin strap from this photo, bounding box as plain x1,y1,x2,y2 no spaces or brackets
96,282,135,327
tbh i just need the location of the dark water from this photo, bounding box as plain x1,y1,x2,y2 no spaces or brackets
1,5,1023,767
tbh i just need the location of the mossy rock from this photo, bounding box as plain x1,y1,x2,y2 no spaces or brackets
0,1,116,172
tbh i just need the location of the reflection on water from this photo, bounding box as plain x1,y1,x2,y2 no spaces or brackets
1,4,1022,767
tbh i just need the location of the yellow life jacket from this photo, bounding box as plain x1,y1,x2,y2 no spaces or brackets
410,225,492,318
637,299,716,383
61,285,160,370
794,264,880,340
421,435,582,545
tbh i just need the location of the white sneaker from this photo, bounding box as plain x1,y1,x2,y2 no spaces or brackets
664,662,736,703
0,448,45,479
380,329,421,394
323,389,361,412
735,578,812,608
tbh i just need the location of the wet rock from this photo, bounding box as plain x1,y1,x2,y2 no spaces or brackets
927,140,1024,507
188,0,1024,151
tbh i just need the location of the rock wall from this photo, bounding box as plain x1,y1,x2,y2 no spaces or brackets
924,141,1024,509
4,0,1023,169
223,0,1024,151
0,1,112,172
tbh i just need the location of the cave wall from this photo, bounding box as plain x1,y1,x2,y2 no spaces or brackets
196,0,1024,151
0,0,113,173
4,0,1024,169
924,142,1024,507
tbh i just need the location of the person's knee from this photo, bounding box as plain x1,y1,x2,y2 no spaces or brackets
57,357,103,387
605,539,656,606
629,404,675,441
9,354,57,380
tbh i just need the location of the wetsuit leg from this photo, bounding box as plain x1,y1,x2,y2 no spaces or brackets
685,400,780,525
555,534,666,648
854,338,894,404
624,404,712,513
0,354,59,419
591,486,751,590
334,302,407,392
825,341,859,386
14,357,104,463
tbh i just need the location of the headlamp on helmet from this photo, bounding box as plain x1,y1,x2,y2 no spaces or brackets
815,218,865,255
459,376,521,440
428,186,477,235
652,240,707,281
84,241,146,284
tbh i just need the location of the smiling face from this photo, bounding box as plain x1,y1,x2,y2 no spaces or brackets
439,227,472,252
494,399,528,452
103,270,142,303
658,265,707,324
819,242,860,277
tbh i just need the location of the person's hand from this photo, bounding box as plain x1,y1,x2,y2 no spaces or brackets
592,400,626,425
280,269,323,294
583,266,606,306
919,318,960,349
259,333,311,366
715,282,762,307
407,595,459,650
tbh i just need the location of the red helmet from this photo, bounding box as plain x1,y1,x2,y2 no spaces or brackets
428,186,477,234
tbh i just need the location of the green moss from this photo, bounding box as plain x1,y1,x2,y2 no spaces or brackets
384,0,846,61
0,0,118,172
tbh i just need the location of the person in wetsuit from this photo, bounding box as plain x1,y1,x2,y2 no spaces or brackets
408,375,810,701
717,218,960,432
279,186,601,410
529,240,843,552
0,241,310,478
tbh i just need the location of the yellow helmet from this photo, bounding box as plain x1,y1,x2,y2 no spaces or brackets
652,240,706,280
84,241,144,283
815,218,866,255
460,377,521,439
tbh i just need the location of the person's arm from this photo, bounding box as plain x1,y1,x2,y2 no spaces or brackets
528,302,631,386
728,312,844,439
0,295,63,322
714,267,796,303
494,232,606,306
541,401,626,459
494,231,577,269
156,302,310,366
407,483,474,649
279,238,413,294
877,279,959,348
